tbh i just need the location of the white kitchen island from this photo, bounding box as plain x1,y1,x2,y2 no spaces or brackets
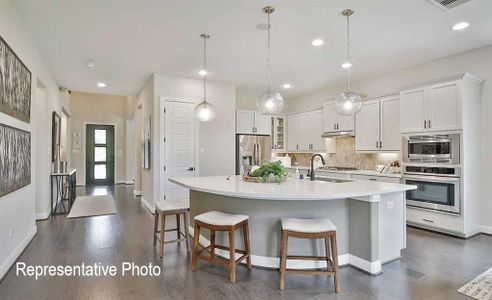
170,175,416,275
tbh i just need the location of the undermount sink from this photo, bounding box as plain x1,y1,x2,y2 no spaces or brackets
314,177,353,183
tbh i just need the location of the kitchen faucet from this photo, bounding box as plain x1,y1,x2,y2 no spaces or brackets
310,154,326,181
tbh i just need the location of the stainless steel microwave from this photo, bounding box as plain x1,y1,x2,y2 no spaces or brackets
402,134,460,164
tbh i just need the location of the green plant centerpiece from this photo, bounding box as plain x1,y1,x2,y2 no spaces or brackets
248,161,287,183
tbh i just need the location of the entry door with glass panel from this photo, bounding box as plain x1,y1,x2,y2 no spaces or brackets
86,124,115,185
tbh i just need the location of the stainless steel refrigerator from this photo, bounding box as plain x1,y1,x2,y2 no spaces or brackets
236,134,272,175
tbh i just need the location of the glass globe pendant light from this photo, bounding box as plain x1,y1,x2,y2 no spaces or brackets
194,34,217,122
257,6,284,115
335,9,362,116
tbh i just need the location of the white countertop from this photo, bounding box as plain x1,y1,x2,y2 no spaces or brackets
170,175,415,202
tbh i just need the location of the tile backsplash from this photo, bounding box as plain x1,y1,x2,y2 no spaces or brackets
274,137,400,170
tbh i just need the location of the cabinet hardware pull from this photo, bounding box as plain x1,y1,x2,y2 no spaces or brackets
424,120,427,129
428,120,431,128
380,141,383,149
422,219,434,223
337,123,339,130
334,123,336,130
376,141,379,149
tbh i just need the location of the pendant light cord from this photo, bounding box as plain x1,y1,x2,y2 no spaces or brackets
346,12,351,93
203,35,207,101
266,11,272,95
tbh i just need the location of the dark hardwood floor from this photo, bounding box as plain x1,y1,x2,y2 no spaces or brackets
0,184,491,299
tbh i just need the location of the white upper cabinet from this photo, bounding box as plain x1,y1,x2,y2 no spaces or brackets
287,114,301,151
380,96,401,151
323,101,355,133
236,110,255,134
311,110,326,150
400,79,462,133
355,95,400,152
236,110,272,135
400,88,426,133
427,81,461,131
287,109,326,152
355,100,380,151
254,112,272,135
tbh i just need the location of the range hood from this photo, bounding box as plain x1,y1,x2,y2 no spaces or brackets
321,130,355,138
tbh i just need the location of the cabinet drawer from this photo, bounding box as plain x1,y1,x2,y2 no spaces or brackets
352,174,401,183
406,207,464,234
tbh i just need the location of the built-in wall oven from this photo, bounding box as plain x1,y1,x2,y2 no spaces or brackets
402,133,460,164
403,165,461,214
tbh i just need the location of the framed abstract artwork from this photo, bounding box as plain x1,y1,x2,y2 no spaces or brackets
0,123,31,197
52,111,61,162
0,35,32,123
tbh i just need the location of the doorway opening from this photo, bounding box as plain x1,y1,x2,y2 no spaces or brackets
85,124,115,185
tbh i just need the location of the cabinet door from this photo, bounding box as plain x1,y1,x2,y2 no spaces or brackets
380,96,401,151
298,113,312,150
287,114,300,151
428,81,462,131
254,112,272,135
355,100,380,151
312,110,326,151
323,102,338,132
337,114,355,132
400,88,426,133
236,110,255,134
272,116,285,150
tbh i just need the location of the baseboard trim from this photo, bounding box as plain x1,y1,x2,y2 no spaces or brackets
125,181,134,185
481,225,492,235
140,196,154,214
133,190,142,196
36,211,50,220
0,226,37,280
188,227,380,275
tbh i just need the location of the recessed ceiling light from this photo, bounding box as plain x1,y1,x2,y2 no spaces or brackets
452,22,469,31
85,60,95,68
198,70,207,76
341,62,352,69
311,39,324,46
97,82,106,88
282,83,292,89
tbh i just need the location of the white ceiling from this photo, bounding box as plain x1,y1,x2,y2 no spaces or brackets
12,0,492,98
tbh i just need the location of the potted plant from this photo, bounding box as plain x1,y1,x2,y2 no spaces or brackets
244,161,287,183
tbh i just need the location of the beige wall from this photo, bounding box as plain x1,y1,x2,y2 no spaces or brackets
287,44,492,230
70,91,128,185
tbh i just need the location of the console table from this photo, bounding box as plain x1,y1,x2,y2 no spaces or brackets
50,169,77,216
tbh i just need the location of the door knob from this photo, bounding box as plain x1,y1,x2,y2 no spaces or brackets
187,167,195,171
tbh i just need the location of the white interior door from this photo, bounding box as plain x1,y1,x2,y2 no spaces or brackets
165,101,196,201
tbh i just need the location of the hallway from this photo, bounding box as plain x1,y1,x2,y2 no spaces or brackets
0,185,491,300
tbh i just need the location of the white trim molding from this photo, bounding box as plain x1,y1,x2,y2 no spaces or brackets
188,227,381,275
133,190,142,196
0,226,37,280
36,211,50,220
140,196,154,214
481,225,492,235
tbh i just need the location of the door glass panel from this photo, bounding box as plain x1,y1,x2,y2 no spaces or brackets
405,180,454,206
94,164,107,179
94,129,107,144
94,147,106,162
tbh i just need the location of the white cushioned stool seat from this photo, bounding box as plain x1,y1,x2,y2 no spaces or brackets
155,199,189,212
194,211,249,226
282,217,337,233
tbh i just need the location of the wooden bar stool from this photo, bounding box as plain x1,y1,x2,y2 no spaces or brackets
279,217,340,292
153,199,190,259
191,211,252,283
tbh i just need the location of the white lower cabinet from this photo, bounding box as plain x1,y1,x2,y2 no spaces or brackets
406,206,464,235
351,174,401,183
